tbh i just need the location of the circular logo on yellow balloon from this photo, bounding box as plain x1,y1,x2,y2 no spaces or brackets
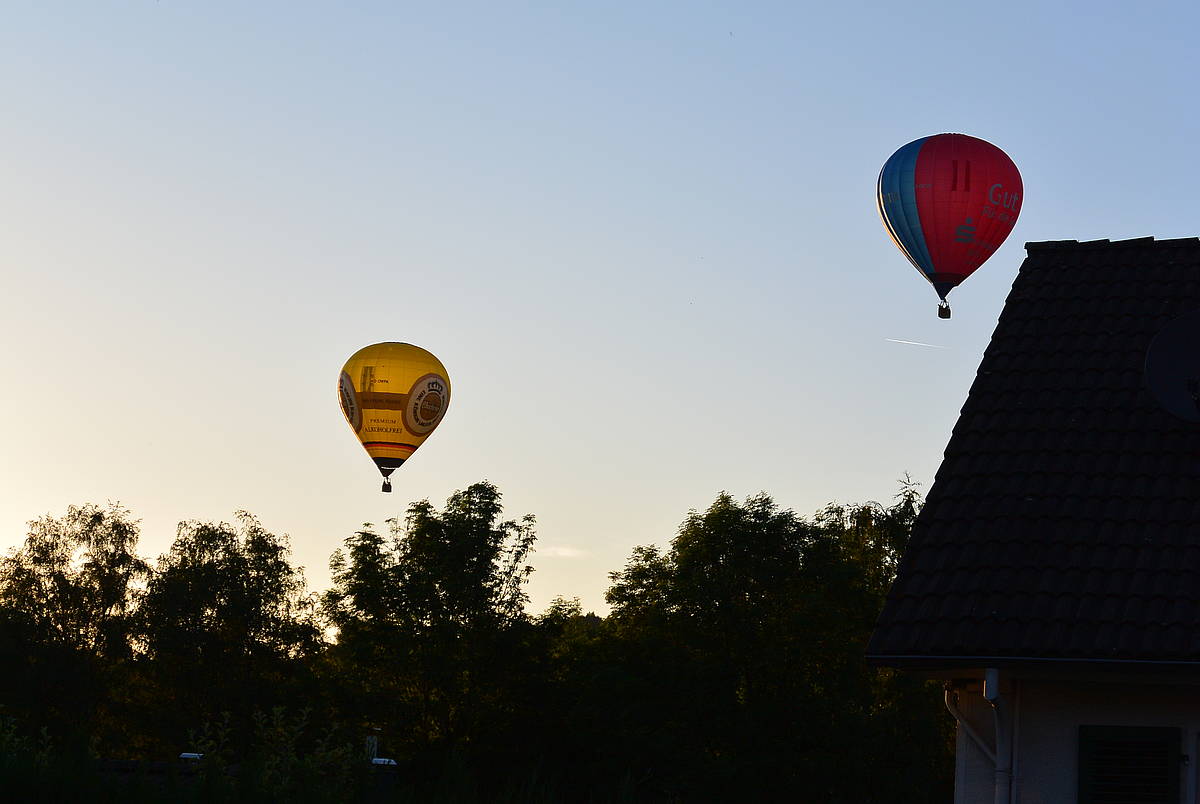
404,373,449,436
338,371,362,432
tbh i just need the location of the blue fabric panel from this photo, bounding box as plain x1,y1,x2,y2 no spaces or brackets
877,137,934,277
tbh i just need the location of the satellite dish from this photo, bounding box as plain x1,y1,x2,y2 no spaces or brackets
1144,310,1200,423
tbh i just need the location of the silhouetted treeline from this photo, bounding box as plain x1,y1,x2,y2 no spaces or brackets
0,482,951,802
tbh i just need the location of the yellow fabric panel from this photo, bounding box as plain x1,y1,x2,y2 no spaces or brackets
337,342,451,471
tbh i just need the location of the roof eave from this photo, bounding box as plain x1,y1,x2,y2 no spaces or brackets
868,653,1200,671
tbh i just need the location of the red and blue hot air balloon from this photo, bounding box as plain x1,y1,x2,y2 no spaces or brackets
877,133,1022,318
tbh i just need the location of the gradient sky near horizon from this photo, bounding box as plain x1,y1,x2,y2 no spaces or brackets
4,1,1199,614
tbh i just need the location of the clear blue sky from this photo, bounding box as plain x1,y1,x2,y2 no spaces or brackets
3,1,1197,613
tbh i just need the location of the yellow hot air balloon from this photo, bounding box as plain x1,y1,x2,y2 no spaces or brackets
338,342,451,492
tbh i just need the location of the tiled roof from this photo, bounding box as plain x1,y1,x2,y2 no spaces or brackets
868,237,1200,667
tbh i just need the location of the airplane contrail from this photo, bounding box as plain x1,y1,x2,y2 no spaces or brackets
885,338,946,349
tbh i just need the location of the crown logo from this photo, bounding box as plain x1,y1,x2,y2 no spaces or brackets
427,379,445,393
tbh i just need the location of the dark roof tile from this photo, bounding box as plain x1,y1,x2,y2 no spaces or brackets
869,238,1200,665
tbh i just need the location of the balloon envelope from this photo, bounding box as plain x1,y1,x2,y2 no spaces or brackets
877,133,1022,307
338,342,451,488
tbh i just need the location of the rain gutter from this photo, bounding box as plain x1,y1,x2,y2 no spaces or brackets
869,653,1200,667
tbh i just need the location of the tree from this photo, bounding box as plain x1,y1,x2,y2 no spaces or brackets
323,481,536,759
601,482,951,803
0,502,146,658
325,481,535,639
0,503,148,753
137,512,321,749
140,512,320,664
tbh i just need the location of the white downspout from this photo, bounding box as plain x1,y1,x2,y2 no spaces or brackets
984,667,1013,804
1009,680,1020,804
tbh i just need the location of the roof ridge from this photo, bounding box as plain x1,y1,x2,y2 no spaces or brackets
1025,236,1200,252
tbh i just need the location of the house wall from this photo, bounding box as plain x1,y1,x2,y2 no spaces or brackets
952,674,1200,804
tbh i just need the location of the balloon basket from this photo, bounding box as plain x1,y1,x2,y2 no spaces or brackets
937,301,951,319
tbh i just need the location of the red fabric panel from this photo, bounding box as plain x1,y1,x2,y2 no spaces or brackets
912,134,1023,286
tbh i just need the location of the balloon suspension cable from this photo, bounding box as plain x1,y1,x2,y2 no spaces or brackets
937,300,951,319
381,477,392,493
